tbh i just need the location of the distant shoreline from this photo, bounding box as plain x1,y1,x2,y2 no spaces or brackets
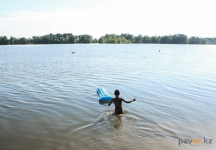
0,33,216,45
1,43,216,46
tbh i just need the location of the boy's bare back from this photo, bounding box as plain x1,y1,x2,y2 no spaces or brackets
108,90,136,115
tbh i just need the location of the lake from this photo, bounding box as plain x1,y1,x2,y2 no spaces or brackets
0,44,216,150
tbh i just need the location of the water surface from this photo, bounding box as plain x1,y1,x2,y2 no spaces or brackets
0,44,216,150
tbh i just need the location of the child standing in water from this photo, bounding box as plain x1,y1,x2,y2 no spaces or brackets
108,90,136,115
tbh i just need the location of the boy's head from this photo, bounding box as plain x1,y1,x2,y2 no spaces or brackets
114,90,120,96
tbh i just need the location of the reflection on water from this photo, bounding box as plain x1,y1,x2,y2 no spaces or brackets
0,44,216,150
73,109,215,150
72,110,139,150
104,110,126,129
99,100,110,105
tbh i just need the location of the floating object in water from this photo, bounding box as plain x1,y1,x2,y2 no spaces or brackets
72,52,76,54
159,50,160,52
97,87,113,101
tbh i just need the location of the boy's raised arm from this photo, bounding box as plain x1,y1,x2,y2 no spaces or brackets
122,98,136,103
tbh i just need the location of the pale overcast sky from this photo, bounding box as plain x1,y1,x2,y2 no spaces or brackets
0,0,215,38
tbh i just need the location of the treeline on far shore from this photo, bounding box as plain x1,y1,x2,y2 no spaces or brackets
0,33,216,45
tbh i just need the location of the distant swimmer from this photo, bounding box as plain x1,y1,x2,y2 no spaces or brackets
108,90,136,115
72,52,76,54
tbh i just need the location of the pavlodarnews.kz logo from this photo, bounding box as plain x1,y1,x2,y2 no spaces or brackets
179,137,213,146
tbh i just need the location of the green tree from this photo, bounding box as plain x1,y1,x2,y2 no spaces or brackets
121,33,134,43
19,37,27,44
33,36,42,44
142,36,151,43
0,36,9,45
151,36,160,43
42,35,52,44
172,34,187,44
93,38,98,43
9,36,16,45
68,34,76,43
188,36,200,44
160,35,172,44
134,35,143,43
78,35,93,43
200,38,206,44
98,37,105,43
206,38,216,44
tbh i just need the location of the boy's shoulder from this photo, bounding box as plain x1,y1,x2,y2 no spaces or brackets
112,97,124,101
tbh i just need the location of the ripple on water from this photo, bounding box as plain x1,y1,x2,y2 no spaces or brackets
69,109,188,150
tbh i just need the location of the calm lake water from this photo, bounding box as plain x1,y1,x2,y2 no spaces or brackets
0,44,216,150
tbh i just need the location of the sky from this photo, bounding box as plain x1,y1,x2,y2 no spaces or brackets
0,0,216,39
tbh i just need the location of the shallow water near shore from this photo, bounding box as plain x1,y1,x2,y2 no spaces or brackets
0,44,216,150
